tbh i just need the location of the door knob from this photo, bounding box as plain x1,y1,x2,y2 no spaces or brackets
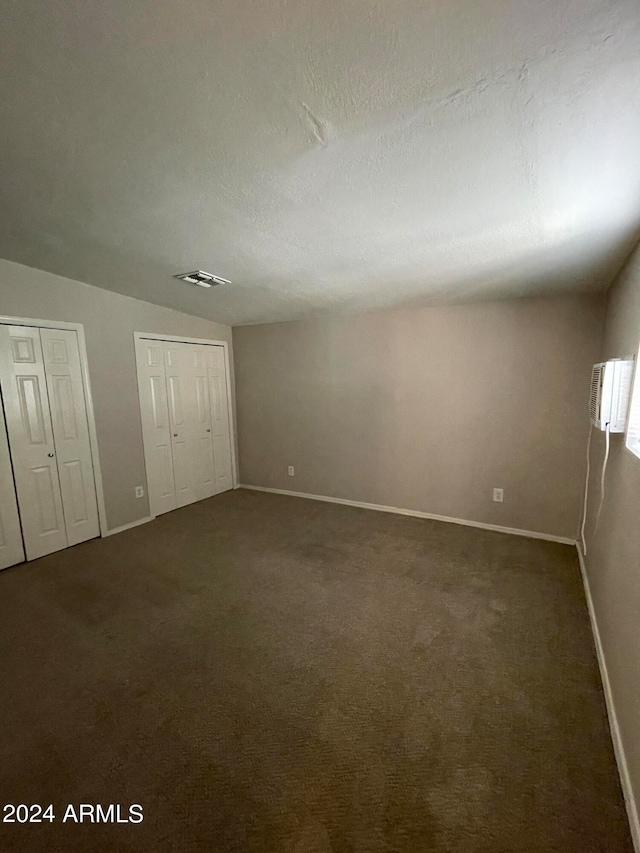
48,453,55,457
173,433,178,437
206,429,211,433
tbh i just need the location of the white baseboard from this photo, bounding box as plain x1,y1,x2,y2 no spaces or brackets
577,544,640,852
238,484,576,545
103,516,154,537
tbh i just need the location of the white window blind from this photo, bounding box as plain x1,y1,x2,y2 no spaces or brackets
626,353,640,459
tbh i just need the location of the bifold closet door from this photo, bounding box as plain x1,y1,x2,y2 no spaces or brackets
0,326,68,559
40,328,100,546
135,337,177,517
0,396,24,570
0,324,100,561
136,339,234,517
164,342,216,508
205,346,233,493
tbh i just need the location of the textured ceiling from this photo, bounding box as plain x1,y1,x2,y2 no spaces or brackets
1,0,640,325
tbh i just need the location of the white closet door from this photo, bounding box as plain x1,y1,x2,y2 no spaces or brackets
206,345,233,494
191,345,217,502
164,342,197,508
164,342,216,507
0,326,67,559
40,328,100,546
135,337,176,516
0,396,25,570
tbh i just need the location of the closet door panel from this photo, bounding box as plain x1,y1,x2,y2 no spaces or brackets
171,438,191,498
0,395,25,570
135,338,176,516
167,374,186,427
191,345,216,500
0,326,67,559
41,328,100,546
206,346,233,493
195,376,209,425
198,436,216,491
164,343,197,507
164,343,217,506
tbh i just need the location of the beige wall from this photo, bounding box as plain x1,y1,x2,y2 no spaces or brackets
234,294,604,540
583,244,640,827
0,259,234,530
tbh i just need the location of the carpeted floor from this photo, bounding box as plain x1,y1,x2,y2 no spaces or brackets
0,488,632,852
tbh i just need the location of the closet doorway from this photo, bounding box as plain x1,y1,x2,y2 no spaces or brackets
0,318,106,570
134,333,236,518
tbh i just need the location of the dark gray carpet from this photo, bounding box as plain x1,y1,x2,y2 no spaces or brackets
0,488,632,852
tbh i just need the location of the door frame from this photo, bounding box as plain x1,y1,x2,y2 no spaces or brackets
0,315,108,537
133,332,238,495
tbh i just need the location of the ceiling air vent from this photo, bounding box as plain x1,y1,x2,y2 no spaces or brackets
174,270,230,288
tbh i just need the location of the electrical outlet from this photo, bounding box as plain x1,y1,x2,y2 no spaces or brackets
135,486,144,499
288,466,295,476
493,488,504,503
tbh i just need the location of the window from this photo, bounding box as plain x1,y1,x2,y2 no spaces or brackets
626,351,640,459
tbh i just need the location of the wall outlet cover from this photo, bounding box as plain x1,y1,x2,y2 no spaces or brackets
135,486,144,498
288,466,295,476
493,488,504,503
